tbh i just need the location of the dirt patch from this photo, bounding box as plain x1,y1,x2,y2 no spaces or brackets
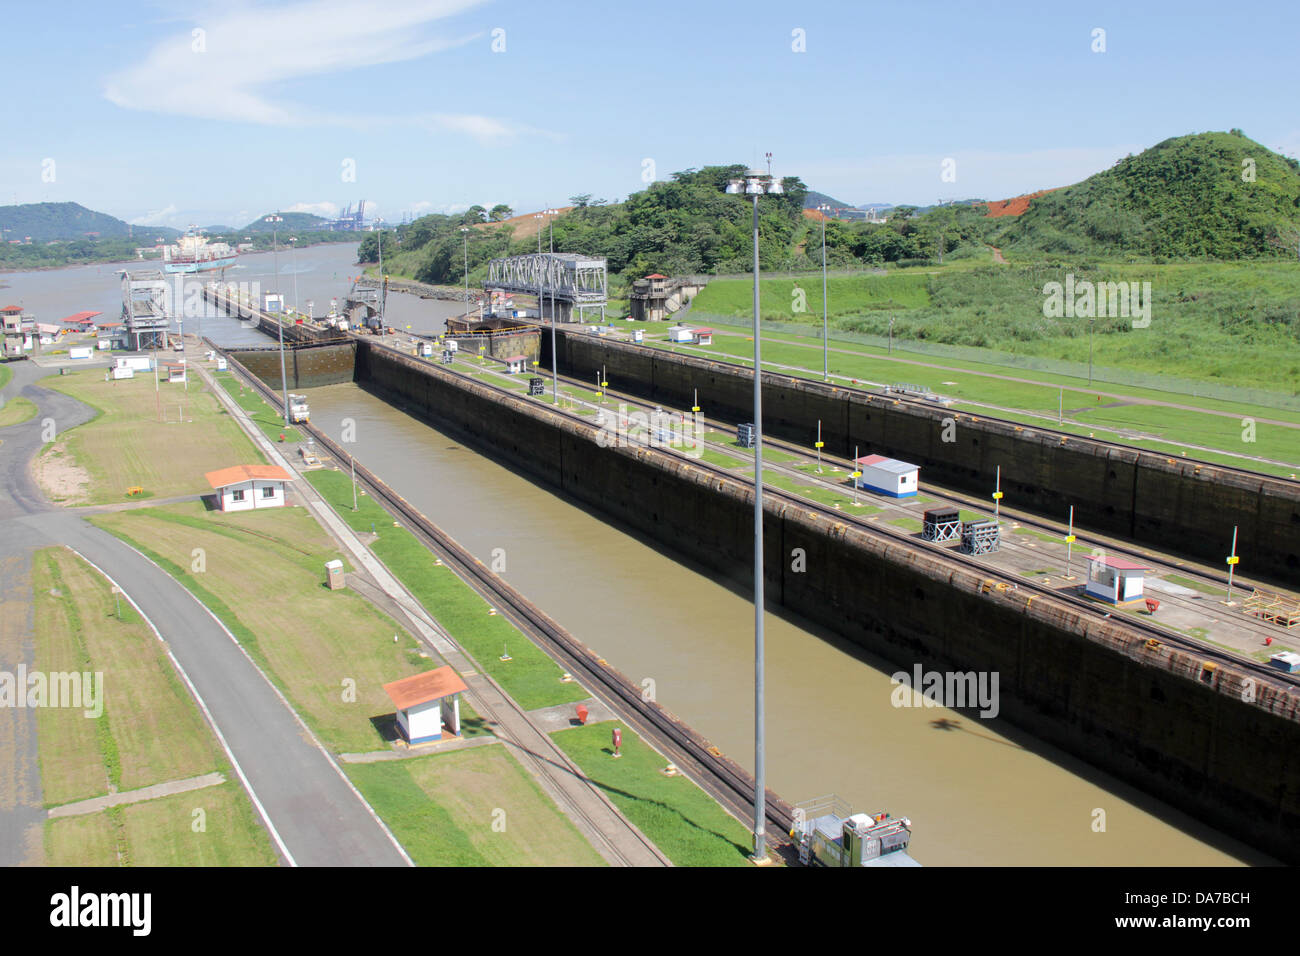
32,441,91,506
984,188,1059,218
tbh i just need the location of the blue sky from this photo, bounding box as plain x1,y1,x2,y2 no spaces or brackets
4,0,1298,229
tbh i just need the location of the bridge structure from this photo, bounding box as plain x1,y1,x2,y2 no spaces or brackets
485,252,608,324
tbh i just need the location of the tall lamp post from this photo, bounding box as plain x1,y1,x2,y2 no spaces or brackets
264,214,289,427
288,237,299,316
375,218,386,329
460,227,470,317
724,166,783,863
817,203,831,380
544,208,559,401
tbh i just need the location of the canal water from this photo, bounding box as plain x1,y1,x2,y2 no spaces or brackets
303,380,1267,866
0,242,465,348
5,247,1268,866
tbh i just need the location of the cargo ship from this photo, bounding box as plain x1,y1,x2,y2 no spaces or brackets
162,229,237,274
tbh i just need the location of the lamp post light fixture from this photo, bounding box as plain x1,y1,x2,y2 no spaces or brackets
544,207,559,402
264,214,289,427
288,237,299,316
375,218,386,329
460,227,470,316
817,203,832,380
723,166,784,863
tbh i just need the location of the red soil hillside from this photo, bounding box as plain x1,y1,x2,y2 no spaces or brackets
983,188,1058,218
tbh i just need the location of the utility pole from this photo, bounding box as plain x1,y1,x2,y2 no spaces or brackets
818,203,831,380
265,214,289,427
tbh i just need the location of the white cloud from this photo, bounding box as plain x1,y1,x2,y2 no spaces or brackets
410,200,469,216
285,201,340,219
101,0,543,144
799,144,1145,205
131,203,179,226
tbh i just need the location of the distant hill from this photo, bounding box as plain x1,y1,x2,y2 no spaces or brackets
995,130,1300,258
240,212,331,234
0,202,181,243
804,190,859,212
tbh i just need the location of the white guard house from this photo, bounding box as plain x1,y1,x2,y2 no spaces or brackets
503,355,527,374
667,325,694,343
383,666,469,744
692,327,714,346
853,454,919,498
1083,555,1151,604
205,464,295,512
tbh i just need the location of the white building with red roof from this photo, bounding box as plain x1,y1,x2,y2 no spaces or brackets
382,666,469,744
1083,555,1151,605
204,464,294,512
853,454,919,498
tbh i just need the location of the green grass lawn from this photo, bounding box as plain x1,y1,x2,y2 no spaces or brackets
212,369,304,443
30,547,274,866
305,468,589,711
31,547,229,806
0,363,11,390
44,782,278,867
346,746,606,866
0,395,36,427
37,369,265,504
550,723,754,867
92,501,438,754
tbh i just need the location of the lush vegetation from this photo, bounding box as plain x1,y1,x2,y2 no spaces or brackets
690,260,1300,395
0,201,174,243
996,131,1300,259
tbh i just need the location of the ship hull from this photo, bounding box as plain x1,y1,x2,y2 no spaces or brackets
163,257,237,274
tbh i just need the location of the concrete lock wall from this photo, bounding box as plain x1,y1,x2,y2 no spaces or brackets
546,331,1300,586
227,342,356,391
356,339,1300,862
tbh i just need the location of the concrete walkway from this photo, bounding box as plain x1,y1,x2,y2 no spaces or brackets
0,360,411,867
48,772,226,819
201,360,670,866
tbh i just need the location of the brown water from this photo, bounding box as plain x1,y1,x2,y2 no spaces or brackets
305,381,1268,866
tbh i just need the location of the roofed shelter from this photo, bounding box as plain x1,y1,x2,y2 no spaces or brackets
1084,555,1151,605
382,666,469,744
205,464,294,512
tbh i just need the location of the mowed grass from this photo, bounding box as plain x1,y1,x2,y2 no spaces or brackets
551,723,754,867
212,370,303,443
629,318,1300,473
346,746,606,867
31,547,226,807
0,395,36,427
305,468,588,711
44,782,277,867
38,368,264,503
91,501,436,754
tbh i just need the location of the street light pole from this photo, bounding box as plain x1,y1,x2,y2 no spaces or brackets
375,218,386,330
724,166,783,864
547,208,558,402
265,214,288,427
289,237,299,315
460,227,470,317
818,203,831,380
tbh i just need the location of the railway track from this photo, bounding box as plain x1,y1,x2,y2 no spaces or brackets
210,346,798,858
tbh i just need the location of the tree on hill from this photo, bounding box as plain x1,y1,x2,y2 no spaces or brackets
489,204,513,221
995,131,1300,259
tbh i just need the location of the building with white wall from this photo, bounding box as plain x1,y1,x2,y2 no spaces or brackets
382,667,469,745
853,454,920,498
205,464,294,512
1083,556,1150,604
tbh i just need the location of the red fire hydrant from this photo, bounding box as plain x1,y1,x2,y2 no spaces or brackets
576,704,589,725
612,727,622,758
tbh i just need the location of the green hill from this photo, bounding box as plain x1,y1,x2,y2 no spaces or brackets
241,211,331,233
0,202,180,242
995,130,1300,259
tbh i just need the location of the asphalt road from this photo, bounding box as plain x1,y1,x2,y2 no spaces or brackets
0,361,409,866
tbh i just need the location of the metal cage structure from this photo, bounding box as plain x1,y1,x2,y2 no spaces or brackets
121,270,171,351
922,506,962,542
959,519,1001,555
485,252,607,322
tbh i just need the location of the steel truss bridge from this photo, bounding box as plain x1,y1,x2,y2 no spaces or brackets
486,252,607,321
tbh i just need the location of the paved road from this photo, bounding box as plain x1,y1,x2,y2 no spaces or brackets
0,361,410,866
